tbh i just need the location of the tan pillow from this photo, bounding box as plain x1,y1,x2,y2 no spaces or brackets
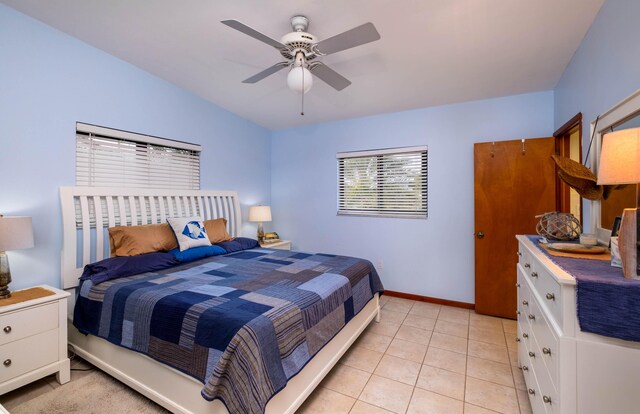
203,218,233,243
108,223,178,257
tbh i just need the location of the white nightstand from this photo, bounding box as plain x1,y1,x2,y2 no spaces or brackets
260,240,292,250
0,285,70,395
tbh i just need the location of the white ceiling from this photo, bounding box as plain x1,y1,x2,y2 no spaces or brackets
2,0,603,130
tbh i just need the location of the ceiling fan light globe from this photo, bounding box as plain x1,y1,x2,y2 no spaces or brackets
287,66,313,94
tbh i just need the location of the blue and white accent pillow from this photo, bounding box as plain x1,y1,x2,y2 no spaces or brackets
167,217,212,252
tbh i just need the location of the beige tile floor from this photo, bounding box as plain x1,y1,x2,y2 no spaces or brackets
0,296,531,414
298,296,532,414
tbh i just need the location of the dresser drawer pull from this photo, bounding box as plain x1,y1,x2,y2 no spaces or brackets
528,314,535,321
3,359,11,367
516,310,521,315
542,347,552,355
522,365,529,371
531,272,538,278
516,337,521,342
546,293,555,301
516,283,520,288
523,333,529,338
543,396,552,404
528,388,536,395
518,252,522,257
524,263,531,269
3,326,11,334
522,300,528,306
529,351,536,358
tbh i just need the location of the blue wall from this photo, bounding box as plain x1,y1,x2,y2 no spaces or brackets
0,4,271,290
271,92,554,303
554,0,640,230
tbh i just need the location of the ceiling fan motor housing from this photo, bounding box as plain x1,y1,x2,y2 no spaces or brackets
280,31,318,61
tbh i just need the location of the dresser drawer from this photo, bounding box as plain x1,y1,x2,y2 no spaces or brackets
526,257,563,327
518,332,547,414
0,303,58,346
529,297,560,391
0,329,58,382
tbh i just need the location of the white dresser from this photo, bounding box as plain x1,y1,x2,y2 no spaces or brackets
0,285,70,395
516,235,640,414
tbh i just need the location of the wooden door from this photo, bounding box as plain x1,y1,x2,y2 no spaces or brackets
474,138,556,318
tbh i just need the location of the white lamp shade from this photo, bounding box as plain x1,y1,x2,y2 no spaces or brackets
0,216,34,251
598,127,640,185
287,66,313,94
248,206,272,222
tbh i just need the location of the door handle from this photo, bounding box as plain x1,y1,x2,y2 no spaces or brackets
476,231,485,239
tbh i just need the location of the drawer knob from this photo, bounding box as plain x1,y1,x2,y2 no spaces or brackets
522,365,529,371
516,310,521,315
543,395,552,404
528,388,536,395
517,252,522,257
523,333,529,338
531,272,538,278
516,283,520,288
546,293,555,301
543,347,552,355
522,300,528,306
528,314,536,321
516,337,521,342
524,263,531,268
529,351,536,358
3,359,11,367
3,326,11,334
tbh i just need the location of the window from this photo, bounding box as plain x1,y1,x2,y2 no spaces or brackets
337,146,428,218
76,123,201,189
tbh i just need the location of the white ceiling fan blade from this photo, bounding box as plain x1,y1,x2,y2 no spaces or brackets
221,19,286,49
314,23,381,55
310,63,352,91
242,62,289,84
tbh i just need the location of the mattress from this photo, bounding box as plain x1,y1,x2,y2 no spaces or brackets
74,247,384,414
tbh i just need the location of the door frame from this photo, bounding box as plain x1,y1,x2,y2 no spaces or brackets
553,112,583,223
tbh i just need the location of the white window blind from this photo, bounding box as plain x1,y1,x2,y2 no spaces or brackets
76,123,201,190
337,146,428,218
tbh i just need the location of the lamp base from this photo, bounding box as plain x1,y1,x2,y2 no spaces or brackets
618,209,640,279
0,252,12,299
257,222,265,244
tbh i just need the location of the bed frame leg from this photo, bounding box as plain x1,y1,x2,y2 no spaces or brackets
375,294,381,323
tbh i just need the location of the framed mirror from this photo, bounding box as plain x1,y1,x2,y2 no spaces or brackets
590,89,640,244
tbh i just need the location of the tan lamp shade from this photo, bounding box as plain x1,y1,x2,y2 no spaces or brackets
248,206,272,222
597,127,640,185
0,216,34,252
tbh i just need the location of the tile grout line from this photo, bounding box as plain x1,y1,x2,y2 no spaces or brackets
462,311,470,413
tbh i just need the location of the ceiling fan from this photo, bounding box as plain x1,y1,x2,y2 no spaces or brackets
221,16,381,94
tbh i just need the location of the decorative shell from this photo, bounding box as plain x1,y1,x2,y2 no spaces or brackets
536,212,582,241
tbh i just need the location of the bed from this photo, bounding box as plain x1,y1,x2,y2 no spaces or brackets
60,187,382,414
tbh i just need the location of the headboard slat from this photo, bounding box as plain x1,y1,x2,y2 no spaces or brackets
117,196,127,226
60,187,242,289
149,197,158,224
129,197,138,225
106,197,116,228
79,196,91,265
94,196,104,262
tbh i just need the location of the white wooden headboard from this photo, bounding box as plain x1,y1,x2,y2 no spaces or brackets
60,187,242,289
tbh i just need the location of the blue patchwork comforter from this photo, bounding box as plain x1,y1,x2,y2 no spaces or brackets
74,248,383,414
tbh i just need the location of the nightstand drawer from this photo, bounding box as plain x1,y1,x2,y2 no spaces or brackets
0,329,58,382
261,240,292,250
0,303,58,346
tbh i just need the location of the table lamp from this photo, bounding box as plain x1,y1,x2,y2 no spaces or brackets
0,216,34,298
597,127,640,279
248,206,272,243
